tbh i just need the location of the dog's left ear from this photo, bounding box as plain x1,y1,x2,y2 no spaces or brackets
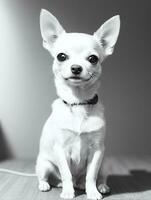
40,9,65,51
94,15,120,57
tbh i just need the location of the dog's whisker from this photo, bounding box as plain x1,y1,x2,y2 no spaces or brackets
87,71,97,79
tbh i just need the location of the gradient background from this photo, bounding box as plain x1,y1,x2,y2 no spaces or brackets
0,0,151,159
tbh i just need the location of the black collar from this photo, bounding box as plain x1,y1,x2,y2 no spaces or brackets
62,94,98,106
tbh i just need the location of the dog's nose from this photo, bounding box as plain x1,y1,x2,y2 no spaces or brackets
71,65,83,75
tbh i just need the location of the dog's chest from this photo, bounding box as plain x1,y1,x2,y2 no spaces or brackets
63,129,100,175
66,107,89,133
52,99,105,134
51,99,105,174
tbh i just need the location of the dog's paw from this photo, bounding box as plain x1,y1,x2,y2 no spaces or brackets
38,180,51,192
60,183,75,199
98,184,110,194
60,189,75,199
86,184,103,200
86,189,103,200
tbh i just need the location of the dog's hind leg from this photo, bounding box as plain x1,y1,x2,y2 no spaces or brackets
97,175,110,194
36,158,60,192
97,161,110,195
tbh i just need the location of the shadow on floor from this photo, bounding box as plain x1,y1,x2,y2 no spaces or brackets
75,188,86,197
48,175,86,197
49,170,151,198
0,123,13,161
107,170,151,195
74,170,151,197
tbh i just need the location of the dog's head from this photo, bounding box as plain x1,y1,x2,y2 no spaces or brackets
40,9,120,87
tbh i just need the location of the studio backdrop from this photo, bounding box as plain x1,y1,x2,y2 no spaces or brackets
0,0,151,159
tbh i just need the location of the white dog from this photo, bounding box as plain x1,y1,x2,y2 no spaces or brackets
36,9,120,200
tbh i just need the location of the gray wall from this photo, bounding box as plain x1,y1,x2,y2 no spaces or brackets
0,0,151,159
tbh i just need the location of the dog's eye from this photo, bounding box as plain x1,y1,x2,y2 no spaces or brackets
57,53,68,62
87,55,99,65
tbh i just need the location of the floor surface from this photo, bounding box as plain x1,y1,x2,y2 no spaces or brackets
0,157,151,200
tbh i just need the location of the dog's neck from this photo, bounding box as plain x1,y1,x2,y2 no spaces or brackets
54,77,101,105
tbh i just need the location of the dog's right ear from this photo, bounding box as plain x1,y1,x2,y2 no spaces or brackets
40,9,65,51
94,15,120,57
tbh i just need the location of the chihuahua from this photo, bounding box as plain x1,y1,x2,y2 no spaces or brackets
36,9,120,199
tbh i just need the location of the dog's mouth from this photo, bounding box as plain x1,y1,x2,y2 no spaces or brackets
65,76,91,83
68,76,82,82
69,76,81,80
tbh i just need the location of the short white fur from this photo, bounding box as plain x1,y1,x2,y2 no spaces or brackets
36,9,120,200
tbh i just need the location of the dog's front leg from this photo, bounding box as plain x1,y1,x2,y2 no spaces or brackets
54,145,75,199
86,145,104,200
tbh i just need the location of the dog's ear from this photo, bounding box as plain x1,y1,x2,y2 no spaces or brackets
94,15,120,57
40,9,65,51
